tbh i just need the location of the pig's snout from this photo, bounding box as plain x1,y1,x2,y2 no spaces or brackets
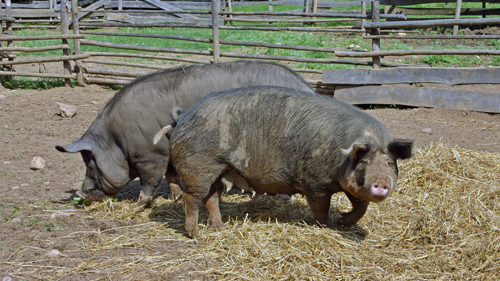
371,180,390,199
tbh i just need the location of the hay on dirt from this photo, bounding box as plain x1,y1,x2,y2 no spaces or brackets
6,142,497,280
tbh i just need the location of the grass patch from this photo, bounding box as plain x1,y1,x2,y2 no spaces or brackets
2,77,69,89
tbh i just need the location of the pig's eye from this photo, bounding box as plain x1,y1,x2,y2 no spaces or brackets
358,159,369,167
387,161,395,167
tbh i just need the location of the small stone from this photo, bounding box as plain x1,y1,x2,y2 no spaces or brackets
20,183,29,187
3,276,12,281
46,249,61,258
44,182,50,186
398,32,407,36
50,211,72,219
0,94,6,100
349,44,355,49
9,218,20,223
11,186,19,190
31,156,46,170
56,102,77,118
422,128,432,134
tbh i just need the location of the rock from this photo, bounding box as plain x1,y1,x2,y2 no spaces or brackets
50,211,73,219
0,95,6,100
31,156,46,170
422,128,432,134
46,249,61,258
20,183,29,187
3,276,12,281
11,186,19,190
56,102,77,118
9,218,20,223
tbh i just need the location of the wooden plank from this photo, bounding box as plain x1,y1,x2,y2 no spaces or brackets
78,0,105,20
0,53,90,66
80,39,212,55
11,9,59,18
0,71,76,79
83,58,168,70
364,17,500,29
384,7,500,16
82,66,151,77
323,67,500,85
0,34,84,41
336,49,500,57
84,76,133,85
379,0,500,4
106,13,211,25
0,44,69,52
143,0,196,20
84,51,209,64
334,85,500,113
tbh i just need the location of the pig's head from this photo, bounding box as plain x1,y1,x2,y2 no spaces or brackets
339,138,413,203
56,138,129,201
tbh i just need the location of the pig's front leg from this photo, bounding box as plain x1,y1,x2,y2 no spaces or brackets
337,192,369,227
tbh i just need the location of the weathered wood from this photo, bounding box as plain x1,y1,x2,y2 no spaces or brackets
84,76,133,85
0,35,85,41
454,0,463,36
212,0,220,63
0,54,90,66
10,9,59,18
83,66,151,77
80,39,212,55
383,7,500,16
0,44,69,52
336,49,500,57
371,1,381,69
143,0,197,20
83,58,168,70
364,17,500,29
84,51,209,64
220,51,416,67
78,0,105,20
0,71,76,79
220,11,406,20
364,34,500,39
220,26,364,32
334,85,500,113
378,0,500,5
79,22,211,28
60,0,72,87
72,0,84,86
106,13,211,25
322,67,500,85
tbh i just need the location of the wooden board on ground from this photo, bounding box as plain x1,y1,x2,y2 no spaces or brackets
334,85,500,113
323,67,500,85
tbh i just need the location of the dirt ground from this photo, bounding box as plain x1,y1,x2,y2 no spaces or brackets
0,78,499,280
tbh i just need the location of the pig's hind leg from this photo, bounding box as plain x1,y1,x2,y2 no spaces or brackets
204,179,226,230
182,164,227,238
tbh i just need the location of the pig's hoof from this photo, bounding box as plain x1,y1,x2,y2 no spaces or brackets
169,184,183,202
336,215,357,227
186,226,199,238
212,222,226,230
136,195,152,207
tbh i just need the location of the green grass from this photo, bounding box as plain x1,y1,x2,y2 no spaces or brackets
2,77,68,89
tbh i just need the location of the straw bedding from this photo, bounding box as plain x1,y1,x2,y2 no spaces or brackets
78,142,500,279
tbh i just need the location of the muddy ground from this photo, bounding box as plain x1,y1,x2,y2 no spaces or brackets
0,77,499,280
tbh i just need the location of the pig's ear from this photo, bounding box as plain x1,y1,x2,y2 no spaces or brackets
55,138,93,153
388,139,413,159
342,142,371,159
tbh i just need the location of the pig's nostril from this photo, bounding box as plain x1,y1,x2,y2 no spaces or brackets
373,180,389,190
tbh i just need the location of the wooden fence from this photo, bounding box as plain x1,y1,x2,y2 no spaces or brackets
1,0,500,113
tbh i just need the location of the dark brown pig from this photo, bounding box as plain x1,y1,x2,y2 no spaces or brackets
168,86,413,238
55,61,314,206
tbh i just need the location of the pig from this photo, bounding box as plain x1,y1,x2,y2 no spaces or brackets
168,86,413,238
55,61,315,205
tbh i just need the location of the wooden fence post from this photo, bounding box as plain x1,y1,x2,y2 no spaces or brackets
227,0,233,26
211,0,220,63
60,0,72,87
371,1,381,69
453,0,463,36
71,0,84,86
5,0,13,70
